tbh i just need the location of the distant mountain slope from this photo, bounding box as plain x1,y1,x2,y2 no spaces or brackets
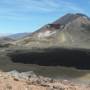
0,37,13,42
8,33,30,40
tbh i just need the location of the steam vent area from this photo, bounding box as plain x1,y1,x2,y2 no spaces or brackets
8,47,90,69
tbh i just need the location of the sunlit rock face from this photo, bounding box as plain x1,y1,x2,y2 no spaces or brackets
38,30,56,38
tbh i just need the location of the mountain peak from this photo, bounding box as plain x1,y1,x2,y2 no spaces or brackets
53,13,89,25
75,13,87,17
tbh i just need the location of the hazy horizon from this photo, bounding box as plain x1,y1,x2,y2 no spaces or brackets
0,0,90,34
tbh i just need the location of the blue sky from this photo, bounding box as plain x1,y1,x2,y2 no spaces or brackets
0,0,90,34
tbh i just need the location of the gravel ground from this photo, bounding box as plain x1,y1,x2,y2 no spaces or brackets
0,71,90,90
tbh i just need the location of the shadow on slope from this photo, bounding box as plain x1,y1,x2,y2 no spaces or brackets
8,48,90,69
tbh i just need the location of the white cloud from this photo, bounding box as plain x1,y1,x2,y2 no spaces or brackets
0,0,86,19
17,0,85,12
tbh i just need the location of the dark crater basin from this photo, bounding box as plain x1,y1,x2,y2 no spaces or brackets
8,48,90,69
